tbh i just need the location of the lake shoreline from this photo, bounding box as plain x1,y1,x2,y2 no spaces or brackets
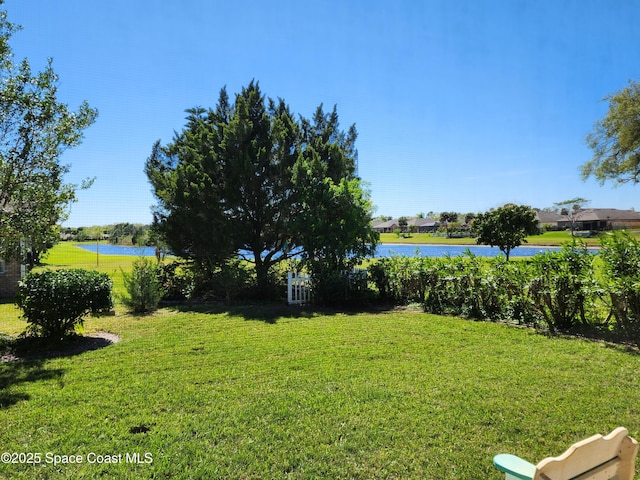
74,242,598,259
380,242,601,249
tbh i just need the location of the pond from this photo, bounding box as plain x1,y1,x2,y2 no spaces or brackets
77,244,159,257
78,243,564,258
375,244,564,258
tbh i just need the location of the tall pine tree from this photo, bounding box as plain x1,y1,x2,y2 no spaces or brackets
146,81,378,297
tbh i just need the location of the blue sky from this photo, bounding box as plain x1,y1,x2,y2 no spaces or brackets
8,0,640,226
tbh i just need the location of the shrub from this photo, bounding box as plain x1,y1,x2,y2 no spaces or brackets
368,259,391,300
122,257,164,313
527,242,597,332
17,269,113,339
599,231,640,345
306,262,370,306
212,258,254,304
158,259,259,303
493,258,537,326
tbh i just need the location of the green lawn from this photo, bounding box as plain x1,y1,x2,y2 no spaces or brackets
37,242,141,299
1,243,640,478
379,230,622,246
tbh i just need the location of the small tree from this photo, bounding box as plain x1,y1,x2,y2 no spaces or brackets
293,172,378,304
554,197,590,234
439,212,458,238
122,257,164,313
439,212,458,223
473,204,540,260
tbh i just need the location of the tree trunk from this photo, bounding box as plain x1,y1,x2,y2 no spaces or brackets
253,252,271,299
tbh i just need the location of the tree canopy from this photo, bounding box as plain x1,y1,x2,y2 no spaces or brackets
146,81,378,294
582,79,640,186
554,197,590,234
0,2,97,264
472,204,540,260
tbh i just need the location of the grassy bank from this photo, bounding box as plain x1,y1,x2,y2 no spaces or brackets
379,230,617,246
38,242,141,299
2,243,640,478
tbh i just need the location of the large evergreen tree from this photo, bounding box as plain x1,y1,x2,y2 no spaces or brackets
146,81,378,295
0,2,97,264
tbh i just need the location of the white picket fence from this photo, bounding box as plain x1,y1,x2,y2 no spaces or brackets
287,272,313,305
287,269,367,305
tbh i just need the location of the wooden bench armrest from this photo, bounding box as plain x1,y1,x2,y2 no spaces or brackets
493,453,536,480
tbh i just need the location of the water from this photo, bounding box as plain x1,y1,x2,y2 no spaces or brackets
375,244,563,258
77,244,159,257
78,243,563,258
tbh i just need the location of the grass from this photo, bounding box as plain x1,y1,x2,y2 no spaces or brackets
378,230,634,246
38,242,140,299
2,243,640,478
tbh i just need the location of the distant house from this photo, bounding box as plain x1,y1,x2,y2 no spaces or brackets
0,256,25,298
372,219,399,233
536,211,566,230
372,217,442,234
558,208,640,231
407,217,441,233
537,208,640,232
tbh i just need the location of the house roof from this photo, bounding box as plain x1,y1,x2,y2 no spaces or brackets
372,217,442,229
536,211,566,223
537,208,640,224
372,219,398,229
575,208,640,221
407,217,440,227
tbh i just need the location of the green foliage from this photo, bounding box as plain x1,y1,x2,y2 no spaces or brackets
369,245,596,330
293,174,378,304
0,5,97,264
146,81,377,298
122,257,164,313
109,223,148,245
528,242,598,331
473,203,540,260
582,79,640,185
439,211,458,223
599,231,640,344
211,259,254,305
369,235,640,343
158,259,257,304
16,269,113,338
158,261,204,301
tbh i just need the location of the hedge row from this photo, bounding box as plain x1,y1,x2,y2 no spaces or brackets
368,231,640,345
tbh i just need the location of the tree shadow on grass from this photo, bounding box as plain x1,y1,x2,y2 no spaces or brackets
0,358,64,409
0,334,119,409
7,335,119,361
166,301,397,324
535,326,640,356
